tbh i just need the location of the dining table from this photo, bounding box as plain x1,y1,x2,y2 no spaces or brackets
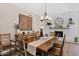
27,36,57,56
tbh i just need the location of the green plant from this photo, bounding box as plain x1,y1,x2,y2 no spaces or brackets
74,37,79,42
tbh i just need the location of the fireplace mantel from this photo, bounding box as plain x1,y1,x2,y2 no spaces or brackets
49,27,70,29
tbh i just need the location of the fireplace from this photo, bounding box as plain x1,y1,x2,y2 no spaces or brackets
55,31,63,37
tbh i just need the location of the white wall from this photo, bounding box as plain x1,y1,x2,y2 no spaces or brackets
0,3,79,43
0,3,40,40
42,3,79,43
44,11,79,42
13,3,69,17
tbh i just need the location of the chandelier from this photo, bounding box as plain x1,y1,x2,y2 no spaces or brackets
40,3,51,25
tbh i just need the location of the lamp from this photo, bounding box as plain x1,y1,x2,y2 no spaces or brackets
40,2,51,25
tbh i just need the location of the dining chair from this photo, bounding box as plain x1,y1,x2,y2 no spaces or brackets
50,32,56,37
47,34,66,56
16,33,36,56
15,33,28,56
27,35,36,43
17,39,27,56
0,33,16,55
34,31,40,39
53,34,66,49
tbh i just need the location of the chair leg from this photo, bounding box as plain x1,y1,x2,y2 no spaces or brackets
0,46,3,55
23,40,27,56
10,41,12,52
10,45,12,52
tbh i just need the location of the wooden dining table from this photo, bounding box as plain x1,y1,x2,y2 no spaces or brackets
27,36,57,56
37,38,55,53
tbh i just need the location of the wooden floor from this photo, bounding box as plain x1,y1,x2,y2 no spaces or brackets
63,42,79,56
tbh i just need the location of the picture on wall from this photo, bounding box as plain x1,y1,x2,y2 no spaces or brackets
19,14,32,30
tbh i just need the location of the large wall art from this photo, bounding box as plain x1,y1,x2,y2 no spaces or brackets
19,14,32,30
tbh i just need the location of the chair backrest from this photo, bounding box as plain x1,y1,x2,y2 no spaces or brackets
50,32,55,36
0,33,11,47
17,34,28,43
59,34,66,56
17,39,27,55
27,35,36,43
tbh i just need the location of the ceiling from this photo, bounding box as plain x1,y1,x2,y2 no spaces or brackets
13,3,79,17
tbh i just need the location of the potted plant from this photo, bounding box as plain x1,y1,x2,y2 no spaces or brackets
74,37,79,43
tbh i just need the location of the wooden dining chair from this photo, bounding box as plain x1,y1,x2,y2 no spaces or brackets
0,33,15,55
47,34,66,56
53,34,66,49
17,39,27,56
27,35,36,43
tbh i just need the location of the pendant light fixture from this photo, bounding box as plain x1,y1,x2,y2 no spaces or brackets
40,0,51,25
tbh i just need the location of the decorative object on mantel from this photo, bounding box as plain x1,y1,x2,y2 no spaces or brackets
49,26,70,29
49,17,75,29
69,18,75,24
40,1,52,26
67,23,70,27
54,17,64,29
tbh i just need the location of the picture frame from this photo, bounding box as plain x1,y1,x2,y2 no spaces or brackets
19,14,32,30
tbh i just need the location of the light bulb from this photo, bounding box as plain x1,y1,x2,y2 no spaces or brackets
49,17,51,20
40,16,43,19
40,25,43,29
46,16,49,19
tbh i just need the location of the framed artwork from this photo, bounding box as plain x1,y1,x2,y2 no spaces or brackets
19,14,32,30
